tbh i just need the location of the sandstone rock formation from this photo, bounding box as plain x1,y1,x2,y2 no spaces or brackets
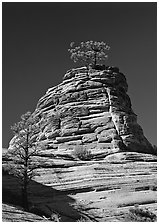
4,66,157,221
30,66,154,158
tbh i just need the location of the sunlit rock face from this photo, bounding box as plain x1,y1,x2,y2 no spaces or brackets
23,65,154,159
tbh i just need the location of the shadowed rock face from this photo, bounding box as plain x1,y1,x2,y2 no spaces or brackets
24,65,154,158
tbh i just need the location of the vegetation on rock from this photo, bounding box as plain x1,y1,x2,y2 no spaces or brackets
73,145,92,161
126,204,157,222
68,40,110,68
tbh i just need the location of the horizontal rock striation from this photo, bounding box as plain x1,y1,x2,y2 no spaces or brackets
2,150,157,221
31,66,154,157
5,66,156,221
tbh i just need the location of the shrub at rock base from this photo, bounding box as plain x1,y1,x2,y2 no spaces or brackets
126,204,157,222
73,145,92,161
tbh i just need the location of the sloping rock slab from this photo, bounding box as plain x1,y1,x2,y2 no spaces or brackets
2,203,47,222
3,150,157,221
105,152,157,163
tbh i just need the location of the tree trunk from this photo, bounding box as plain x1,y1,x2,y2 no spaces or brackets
22,185,29,211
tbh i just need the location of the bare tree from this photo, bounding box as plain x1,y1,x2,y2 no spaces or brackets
8,112,45,211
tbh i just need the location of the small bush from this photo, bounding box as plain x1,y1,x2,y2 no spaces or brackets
73,145,92,161
126,204,157,222
149,185,157,191
77,217,87,222
50,213,61,222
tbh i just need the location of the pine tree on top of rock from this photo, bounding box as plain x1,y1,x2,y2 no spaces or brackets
68,40,110,69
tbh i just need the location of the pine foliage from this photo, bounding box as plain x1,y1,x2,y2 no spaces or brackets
68,40,110,67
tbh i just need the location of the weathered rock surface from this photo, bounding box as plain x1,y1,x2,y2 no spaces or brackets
4,66,157,221
24,66,154,157
3,150,157,221
2,203,47,222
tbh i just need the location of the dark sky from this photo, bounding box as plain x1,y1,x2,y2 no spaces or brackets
2,2,157,148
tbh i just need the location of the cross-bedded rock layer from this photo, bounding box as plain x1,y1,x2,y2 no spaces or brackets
5,66,156,221
2,150,157,221
32,66,154,158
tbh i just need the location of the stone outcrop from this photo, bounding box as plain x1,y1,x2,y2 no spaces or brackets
29,66,154,158
4,66,157,221
2,150,157,221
